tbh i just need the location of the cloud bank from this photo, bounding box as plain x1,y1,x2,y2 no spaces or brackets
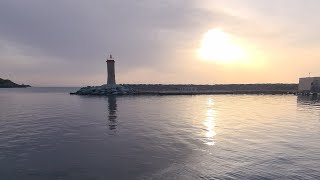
1,0,320,86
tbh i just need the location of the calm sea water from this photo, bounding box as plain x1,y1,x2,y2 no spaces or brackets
0,87,319,180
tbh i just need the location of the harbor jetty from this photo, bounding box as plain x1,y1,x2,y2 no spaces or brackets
71,83,298,96
70,55,298,96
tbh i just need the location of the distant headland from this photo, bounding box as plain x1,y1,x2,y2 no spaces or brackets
0,78,31,88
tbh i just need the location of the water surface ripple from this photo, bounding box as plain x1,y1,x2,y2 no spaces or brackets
0,88,319,179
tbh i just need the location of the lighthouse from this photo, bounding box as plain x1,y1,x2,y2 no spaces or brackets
106,54,116,85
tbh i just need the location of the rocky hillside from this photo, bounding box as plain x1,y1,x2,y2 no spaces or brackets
0,78,31,88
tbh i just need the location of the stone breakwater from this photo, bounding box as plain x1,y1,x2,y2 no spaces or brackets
71,84,298,96
71,85,137,96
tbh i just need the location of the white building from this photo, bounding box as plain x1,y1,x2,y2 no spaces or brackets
299,77,320,92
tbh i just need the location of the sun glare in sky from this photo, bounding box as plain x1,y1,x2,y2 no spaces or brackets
198,28,247,64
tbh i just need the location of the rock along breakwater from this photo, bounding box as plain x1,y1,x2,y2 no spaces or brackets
71,85,137,96
71,84,298,96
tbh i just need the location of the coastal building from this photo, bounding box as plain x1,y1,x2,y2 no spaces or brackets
106,55,116,85
299,77,320,92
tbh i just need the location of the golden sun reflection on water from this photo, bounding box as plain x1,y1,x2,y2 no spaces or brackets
204,98,216,146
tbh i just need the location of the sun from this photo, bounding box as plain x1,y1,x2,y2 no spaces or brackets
198,28,246,64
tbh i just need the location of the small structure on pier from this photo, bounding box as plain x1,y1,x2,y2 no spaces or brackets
299,77,320,93
106,54,116,85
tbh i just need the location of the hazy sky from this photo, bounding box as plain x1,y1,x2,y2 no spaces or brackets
1,0,320,86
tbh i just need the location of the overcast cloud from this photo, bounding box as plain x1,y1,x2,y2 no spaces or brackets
1,0,320,86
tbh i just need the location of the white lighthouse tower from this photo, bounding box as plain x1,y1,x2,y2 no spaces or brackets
106,54,116,85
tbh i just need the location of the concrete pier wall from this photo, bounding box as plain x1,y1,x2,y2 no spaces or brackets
121,84,298,93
